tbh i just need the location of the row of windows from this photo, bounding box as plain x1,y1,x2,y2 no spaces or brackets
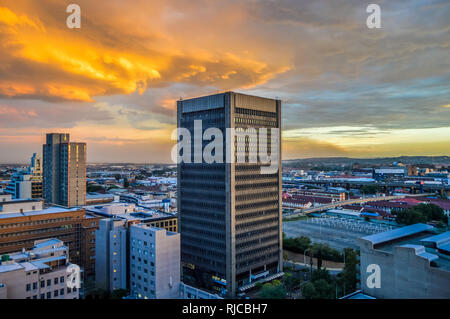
235,182,279,190
236,244,279,260
181,198,225,210
181,181,225,191
235,225,279,240
235,200,279,211
181,252,226,271
180,216,225,230
180,172,225,180
0,217,74,229
181,233,226,249
182,243,226,260
235,208,279,221
181,225,225,240
235,173,278,181
236,234,279,250
0,225,73,238
180,207,225,221
234,118,277,127
235,217,279,232
234,107,277,118
235,191,279,203
26,276,66,291
236,252,279,269
181,190,225,202
34,287,76,299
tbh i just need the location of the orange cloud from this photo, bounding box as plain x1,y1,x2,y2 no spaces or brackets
0,3,290,102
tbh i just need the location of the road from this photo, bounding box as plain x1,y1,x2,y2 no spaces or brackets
283,193,434,218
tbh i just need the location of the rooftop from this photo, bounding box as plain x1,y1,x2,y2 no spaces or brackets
361,224,450,272
362,223,434,246
0,206,80,219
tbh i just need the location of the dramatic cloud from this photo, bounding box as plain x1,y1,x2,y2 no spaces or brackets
0,0,449,162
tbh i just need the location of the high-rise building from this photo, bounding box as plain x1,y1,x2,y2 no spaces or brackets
177,92,283,297
4,153,42,199
43,133,86,207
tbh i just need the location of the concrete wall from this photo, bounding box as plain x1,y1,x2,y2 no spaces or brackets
359,238,450,298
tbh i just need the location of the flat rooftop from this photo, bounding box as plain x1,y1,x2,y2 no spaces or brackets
361,224,450,272
0,206,80,219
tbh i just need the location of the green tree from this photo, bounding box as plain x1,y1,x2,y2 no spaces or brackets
396,203,447,225
258,280,287,299
87,184,103,192
110,289,129,299
282,272,302,293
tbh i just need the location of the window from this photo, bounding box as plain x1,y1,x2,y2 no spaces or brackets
54,277,59,285
54,290,59,297
40,281,45,288
60,276,64,283
33,295,37,299
40,294,45,299
47,292,51,299
67,288,72,294
60,289,64,296
26,284,31,291
47,279,51,286
33,282,37,290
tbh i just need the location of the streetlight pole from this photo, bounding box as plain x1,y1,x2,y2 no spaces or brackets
303,248,310,266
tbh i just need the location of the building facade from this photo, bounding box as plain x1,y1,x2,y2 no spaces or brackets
358,223,450,298
0,238,79,299
43,133,86,207
95,218,130,291
129,224,180,299
0,205,99,285
177,92,283,297
4,153,42,200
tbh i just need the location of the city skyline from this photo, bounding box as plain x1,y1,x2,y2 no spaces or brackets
1,0,450,163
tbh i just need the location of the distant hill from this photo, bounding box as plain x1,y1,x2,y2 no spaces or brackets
283,156,450,167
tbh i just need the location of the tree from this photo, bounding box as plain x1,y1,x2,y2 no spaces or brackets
360,185,381,195
110,289,129,299
258,280,287,299
396,203,447,225
341,248,358,293
283,236,311,254
282,272,302,293
301,268,336,299
87,184,103,193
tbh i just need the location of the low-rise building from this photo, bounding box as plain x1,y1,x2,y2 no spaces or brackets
358,223,450,298
0,238,79,299
0,205,100,286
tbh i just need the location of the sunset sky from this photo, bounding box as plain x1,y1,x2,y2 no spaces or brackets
0,0,449,163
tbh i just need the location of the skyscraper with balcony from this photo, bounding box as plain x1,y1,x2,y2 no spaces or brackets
43,133,86,207
177,92,283,297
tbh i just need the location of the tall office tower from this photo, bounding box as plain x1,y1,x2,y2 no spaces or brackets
43,133,86,207
177,92,282,297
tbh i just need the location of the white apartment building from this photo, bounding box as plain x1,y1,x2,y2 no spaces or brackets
0,238,80,299
129,224,180,299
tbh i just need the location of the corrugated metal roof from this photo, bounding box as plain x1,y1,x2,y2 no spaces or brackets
438,242,450,254
361,223,434,245
420,231,450,246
